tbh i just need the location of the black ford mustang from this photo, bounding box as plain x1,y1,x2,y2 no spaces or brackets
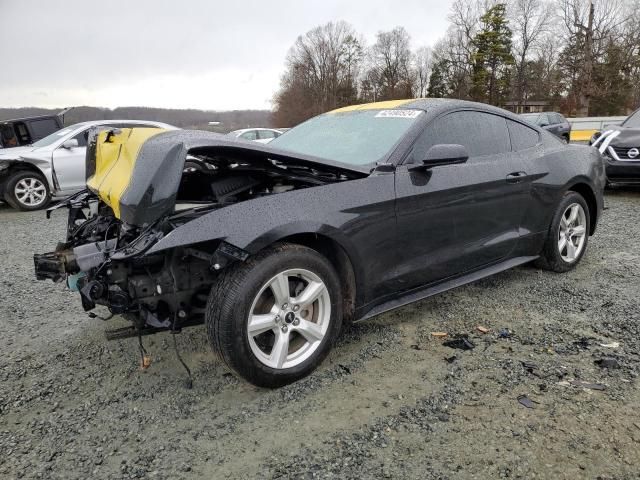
35,99,605,387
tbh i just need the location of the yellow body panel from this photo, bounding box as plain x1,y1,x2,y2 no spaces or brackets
570,129,597,143
329,99,416,114
86,128,166,219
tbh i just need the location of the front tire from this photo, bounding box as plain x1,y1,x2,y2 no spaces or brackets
536,191,590,273
205,243,343,388
4,170,51,211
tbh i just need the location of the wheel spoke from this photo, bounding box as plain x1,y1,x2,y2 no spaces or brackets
269,273,290,306
560,215,569,230
248,313,278,336
566,239,577,259
294,281,326,308
572,225,586,237
566,205,579,226
558,236,567,253
295,319,324,343
269,331,290,368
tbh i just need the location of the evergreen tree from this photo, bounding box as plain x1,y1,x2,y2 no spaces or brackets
427,59,449,98
470,3,514,105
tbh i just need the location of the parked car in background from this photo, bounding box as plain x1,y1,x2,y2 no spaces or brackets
35,99,604,387
0,109,72,148
520,112,572,143
591,107,640,185
229,128,283,143
0,120,175,210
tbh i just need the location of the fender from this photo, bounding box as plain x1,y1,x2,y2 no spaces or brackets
145,173,396,305
12,154,56,192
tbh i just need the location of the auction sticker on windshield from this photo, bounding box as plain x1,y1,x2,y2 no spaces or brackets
375,109,422,119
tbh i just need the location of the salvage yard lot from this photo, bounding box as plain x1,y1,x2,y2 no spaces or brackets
1,190,639,480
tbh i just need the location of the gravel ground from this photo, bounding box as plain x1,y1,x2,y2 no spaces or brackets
1,189,639,480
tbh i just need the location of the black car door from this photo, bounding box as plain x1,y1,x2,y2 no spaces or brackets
392,110,530,291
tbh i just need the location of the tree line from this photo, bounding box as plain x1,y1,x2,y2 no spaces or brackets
273,0,640,126
0,106,273,132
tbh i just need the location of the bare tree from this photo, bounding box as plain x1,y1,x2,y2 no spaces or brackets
508,0,553,108
367,27,415,100
558,0,627,115
273,21,364,126
413,46,433,97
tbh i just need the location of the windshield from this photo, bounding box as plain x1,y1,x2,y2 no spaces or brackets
32,125,81,148
270,109,423,165
623,110,640,128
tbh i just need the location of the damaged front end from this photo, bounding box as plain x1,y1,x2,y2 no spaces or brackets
33,190,238,337
34,127,359,338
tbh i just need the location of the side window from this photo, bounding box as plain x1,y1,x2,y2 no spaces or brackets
411,111,511,160
552,113,565,124
507,119,540,151
240,131,257,141
15,123,30,143
0,124,19,147
258,130,276,140
28,118,59,140
538,113,551,126
72,129,89,147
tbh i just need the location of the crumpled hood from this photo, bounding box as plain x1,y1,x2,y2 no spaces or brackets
86,128,369,227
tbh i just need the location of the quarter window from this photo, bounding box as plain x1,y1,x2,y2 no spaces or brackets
507,120,540,151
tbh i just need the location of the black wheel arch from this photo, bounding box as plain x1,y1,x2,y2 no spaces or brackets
567,181,599,235
276,232,358,324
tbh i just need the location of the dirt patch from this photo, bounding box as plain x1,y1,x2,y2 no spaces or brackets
1,189,639,479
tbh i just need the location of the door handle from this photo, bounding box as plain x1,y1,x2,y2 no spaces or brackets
506,171,527,183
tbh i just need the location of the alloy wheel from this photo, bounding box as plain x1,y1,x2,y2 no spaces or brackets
14,177,47,207
247,268,331,369
558,203,587,262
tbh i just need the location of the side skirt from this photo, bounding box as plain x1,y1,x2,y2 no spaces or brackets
356,255,538,322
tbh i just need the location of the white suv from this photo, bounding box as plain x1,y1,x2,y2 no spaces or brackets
0,120,175,210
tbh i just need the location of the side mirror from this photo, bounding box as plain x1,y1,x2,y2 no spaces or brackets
409,144,469,171
61,138,78,149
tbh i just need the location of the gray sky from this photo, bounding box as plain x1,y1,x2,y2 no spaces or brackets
0,0,453,110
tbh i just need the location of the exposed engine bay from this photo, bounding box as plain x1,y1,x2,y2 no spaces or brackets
34,146,354,338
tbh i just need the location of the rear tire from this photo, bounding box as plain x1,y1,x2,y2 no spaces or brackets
205,243,343,388
536,191,590,273
4,170,51,211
